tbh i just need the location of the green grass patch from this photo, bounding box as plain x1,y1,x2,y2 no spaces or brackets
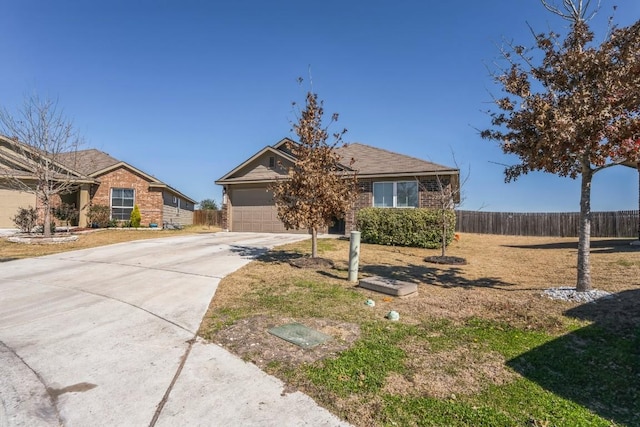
199,307,245,338
382,394,516,427
458,318,555,358
249,279,362,319
306,322,413,396
614,258,639,267
506,324,640,426
381,379,613,427
300,317,636,426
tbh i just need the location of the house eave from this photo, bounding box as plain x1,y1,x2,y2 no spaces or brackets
356,170,459,179
148,182,197,204
90,161,158,181
215,170,460,186
215,177,282,186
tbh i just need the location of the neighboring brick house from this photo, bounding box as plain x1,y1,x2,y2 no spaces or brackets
215,138,460,234
0,135,195,228
57,149,196,227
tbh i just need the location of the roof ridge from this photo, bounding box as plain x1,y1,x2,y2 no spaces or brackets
66,147,115,157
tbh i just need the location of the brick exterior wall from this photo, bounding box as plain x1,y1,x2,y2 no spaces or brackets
419,177,453,209
91,167,163,226
221,201,230,231
345,179,373,233
220,185,230,231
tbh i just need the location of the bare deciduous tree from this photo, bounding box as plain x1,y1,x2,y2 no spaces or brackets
482,1,640,291
0,96,83,237
271,90,358,258
421,161,466,260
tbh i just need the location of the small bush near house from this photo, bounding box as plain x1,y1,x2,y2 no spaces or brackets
87,204,110,228
130,204,141,228
12,207,38,233
356,207,455,248
53,203,79,230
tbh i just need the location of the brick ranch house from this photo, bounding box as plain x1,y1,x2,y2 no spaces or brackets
215,138,460,234
0,135,196,228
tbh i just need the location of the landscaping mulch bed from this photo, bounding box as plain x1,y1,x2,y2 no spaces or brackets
290,256,335,269
424,255,467,265
212,315,360,371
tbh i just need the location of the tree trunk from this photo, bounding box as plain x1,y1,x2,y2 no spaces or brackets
441,212,447,257
43,203,52,237
311,227,318,258
637,162,640,241
576,162,592,292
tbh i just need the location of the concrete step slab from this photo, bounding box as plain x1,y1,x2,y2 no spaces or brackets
358,276,418,296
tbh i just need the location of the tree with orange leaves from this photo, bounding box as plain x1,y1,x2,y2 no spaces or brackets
482,0,640,291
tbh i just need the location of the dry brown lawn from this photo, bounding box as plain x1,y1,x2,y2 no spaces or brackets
0,225,221,262
200,233,640,426
204,233,640,338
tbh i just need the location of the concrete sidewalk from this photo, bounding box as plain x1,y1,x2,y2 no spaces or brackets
0,232,350,426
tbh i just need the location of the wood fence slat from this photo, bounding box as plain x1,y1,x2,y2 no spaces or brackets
193,210,222,226
455,210,639,238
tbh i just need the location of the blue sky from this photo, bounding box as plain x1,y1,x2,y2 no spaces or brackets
1,0,638,212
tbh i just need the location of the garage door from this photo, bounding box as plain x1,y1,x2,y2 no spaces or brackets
0,189,37,228
231,188,306,233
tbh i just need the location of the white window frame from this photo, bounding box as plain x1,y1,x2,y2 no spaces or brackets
373,181,418,208
111,188,135,220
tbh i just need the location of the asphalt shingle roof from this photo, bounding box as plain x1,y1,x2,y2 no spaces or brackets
334,143,455,176
55,149,120,176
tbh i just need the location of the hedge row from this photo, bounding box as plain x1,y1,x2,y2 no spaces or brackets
356,207,456,249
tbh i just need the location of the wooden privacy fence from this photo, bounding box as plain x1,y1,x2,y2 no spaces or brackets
455,210,640,238
193,209,222,227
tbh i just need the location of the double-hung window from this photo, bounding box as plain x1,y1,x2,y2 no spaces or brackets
111,188,134,220
373,181,418,208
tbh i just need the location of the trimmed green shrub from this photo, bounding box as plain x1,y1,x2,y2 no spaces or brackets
356,207,456,249
12,206,38,233
130,204,141,228
87,204,110,228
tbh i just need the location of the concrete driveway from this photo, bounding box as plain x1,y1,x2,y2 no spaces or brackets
0,232,350,426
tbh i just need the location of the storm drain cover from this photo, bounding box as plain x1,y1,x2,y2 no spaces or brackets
268,323,331,349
